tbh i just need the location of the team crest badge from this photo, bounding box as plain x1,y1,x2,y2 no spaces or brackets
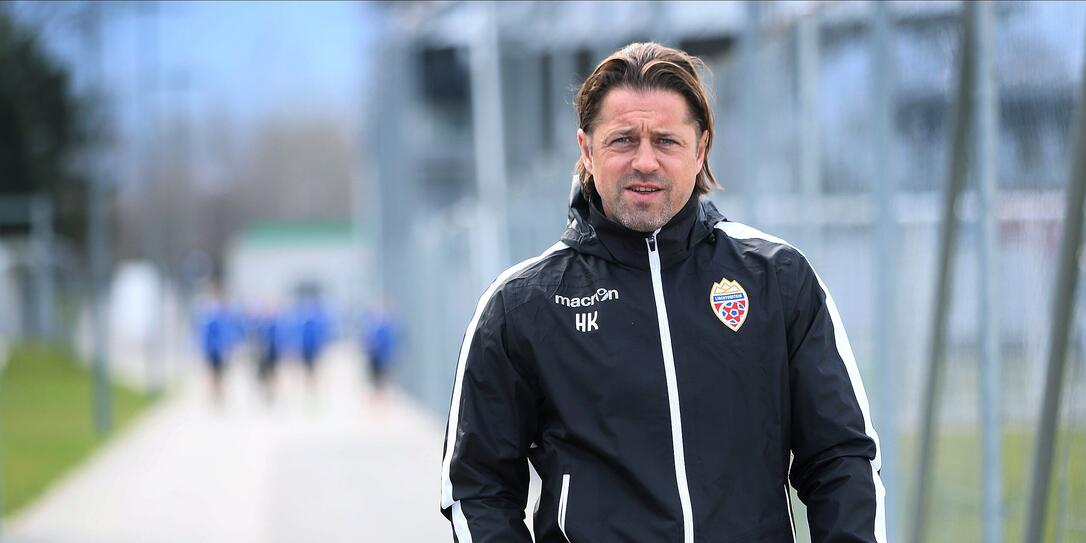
710,277,748,332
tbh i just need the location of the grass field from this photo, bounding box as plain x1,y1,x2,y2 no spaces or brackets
0,343,155,518
920,428,1085,543
789,426,1086,542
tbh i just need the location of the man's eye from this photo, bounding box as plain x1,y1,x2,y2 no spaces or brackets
611,136,633,145
658,138,676,146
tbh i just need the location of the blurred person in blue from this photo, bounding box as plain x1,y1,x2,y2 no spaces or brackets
195,284,237,405
441,43,885,543
361,300,399,400
253,304,285,402
292,291,332,390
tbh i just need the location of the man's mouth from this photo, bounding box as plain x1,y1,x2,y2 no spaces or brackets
627,185,663,193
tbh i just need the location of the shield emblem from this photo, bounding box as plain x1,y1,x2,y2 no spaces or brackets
710,277,748,332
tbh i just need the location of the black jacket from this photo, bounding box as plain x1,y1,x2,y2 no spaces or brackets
441,189,886,543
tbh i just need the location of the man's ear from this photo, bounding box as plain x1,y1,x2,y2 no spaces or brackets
577,128,593,175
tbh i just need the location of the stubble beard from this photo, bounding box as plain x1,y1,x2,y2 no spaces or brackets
612,199,674,232
605,173,676,233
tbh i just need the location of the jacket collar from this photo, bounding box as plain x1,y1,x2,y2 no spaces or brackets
561,184,726,270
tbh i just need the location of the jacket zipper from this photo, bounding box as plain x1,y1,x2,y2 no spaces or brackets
646,231,695,543
559,473,572,542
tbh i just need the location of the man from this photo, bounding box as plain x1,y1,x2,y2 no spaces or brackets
253,304,284,402
362,299,398,398
441,42,885,543
293,292,330,389
196,284,235,406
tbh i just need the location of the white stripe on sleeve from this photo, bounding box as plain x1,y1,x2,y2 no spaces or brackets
452,502,473,543
440,242,570,530
716,221,886,543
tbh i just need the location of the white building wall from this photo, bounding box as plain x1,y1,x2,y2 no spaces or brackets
226,241,369,324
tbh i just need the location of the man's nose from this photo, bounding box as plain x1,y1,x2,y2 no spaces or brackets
631,139,660,174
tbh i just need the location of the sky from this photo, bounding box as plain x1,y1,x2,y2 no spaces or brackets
132,1,376,123
11,0,1086,191
13,1,380,186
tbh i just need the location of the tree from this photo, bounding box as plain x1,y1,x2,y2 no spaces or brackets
0,7,90,240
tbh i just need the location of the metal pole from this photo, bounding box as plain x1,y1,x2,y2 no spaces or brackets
1022,22,1086,543
869,4,900,541
550,50,578,154
85,2,112,436
1051,326,1082,543
372,33,400,307
469,1,510,283
89,158,112,434
30,196,55,341
362,156,382,304
140,0,164,396
973,3,1003,543
0,369,5,536
0,196,31,534
650,0,672,47
797,11,822,259
354,9,383,313
740,2,763,225
909,5,977,542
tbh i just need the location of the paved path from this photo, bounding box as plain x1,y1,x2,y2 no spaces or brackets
5,344,450,543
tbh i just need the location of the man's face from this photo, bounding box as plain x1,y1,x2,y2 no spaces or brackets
577,87,707,233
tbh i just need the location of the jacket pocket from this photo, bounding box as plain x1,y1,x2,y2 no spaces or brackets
558,473,572,542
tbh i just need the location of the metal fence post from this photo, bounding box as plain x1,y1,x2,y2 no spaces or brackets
29,197,55,341
870,4,900,541
1022,21,1086,543
84,1,113,436
0,371,5,537
469,1,510,283
909,5,977,542
740,1,763,226
972,3,1003,542
797,11,822,261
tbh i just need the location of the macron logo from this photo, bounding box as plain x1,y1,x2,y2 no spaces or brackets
554,288,620,308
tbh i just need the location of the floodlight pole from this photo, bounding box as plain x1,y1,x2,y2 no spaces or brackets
909,5,977,543
1022,22,1086,543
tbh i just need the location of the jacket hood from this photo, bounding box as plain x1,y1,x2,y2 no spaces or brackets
561,180,726,269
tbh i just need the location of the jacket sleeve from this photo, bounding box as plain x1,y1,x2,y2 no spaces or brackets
783,251,887,543
440,289,537,543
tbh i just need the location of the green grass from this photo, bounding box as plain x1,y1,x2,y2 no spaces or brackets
918,427,1085,543
789,426,1086,542
0,343,155,518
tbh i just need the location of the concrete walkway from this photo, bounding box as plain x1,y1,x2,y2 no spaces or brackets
5,344,450,543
